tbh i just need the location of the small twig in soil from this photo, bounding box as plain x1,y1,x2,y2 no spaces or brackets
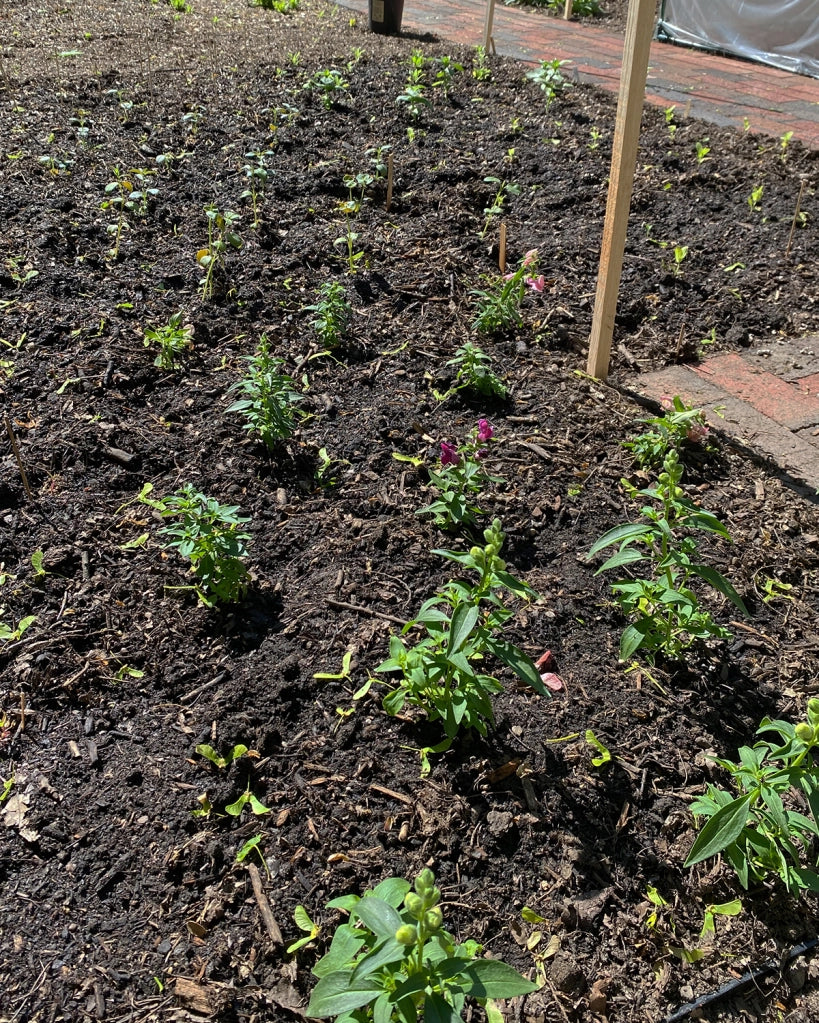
369,782,415,806
786,178,806,257
385,152,394,213
180,671,228,704
4,414,33,501
246,861,283,944
326,597,407,627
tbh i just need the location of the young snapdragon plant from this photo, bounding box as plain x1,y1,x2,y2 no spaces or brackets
304,68,349,109
305,281,351,349
623,395,712,468
471,250,544,335
305,869,536,1021
445,343,507,399
587,449,747,661
143,311,193,370
197,205,243,300
480,177,521,239
226,335,303,448
526,58,571,105
417,419,500,529
377,519,548,747
240,149,274,227
686,701,819,894
145,484,251,605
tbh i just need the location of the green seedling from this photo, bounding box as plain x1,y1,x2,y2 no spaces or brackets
377,519,548,755
304,69,349,109
240,149,274,227
227,335,302,447
143,484,251,605
588,449,747,661
314,651,353,680
586,730,612,768
480,176,520,238
699,900,742,941
196,743,251,768
623,395,711,468
747,185,764,212
396,83,429,119
526,58,571,105
225,787,271,816
0,776,14,802
671,244,688,276
0,615,36,643
101,167,136,260
31,549,46,579
664,106,677,139
306,281,350,349
304,868,536,1021
695,140,710,164
780,130,793,159
288,905,321,952
686,701,819,894
144,311,193,369
759,576,795,604
433,55,463,94
197,205,242,299
236,835,268,877
472,45,492,81
446,343,507,398
471,248,542,336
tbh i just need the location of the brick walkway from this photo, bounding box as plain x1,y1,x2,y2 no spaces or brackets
344,0,819,489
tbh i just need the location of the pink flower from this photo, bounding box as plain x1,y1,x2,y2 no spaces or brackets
535,650,564,691
687,423,709,443
525,275,545,293
477,419,493,442
522,249,538,268
440,441,460,466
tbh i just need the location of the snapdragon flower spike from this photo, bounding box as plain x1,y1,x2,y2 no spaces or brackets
440,441,460,466
522,249,538,268
477,418,493,443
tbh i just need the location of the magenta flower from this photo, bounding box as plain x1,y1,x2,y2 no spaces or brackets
525,275,545,293
477,419,493,442
440,441,460,466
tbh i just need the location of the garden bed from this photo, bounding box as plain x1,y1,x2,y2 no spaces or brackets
2,1,819,1021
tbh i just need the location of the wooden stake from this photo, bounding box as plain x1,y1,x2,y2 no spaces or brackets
564,0,573,19
385,153,394,213
483,0,496,52
586,0,655,381
498,221,507,273
785,178,806,257
5,415,32,501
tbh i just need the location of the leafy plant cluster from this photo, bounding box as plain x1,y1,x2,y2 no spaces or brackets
471,250,545,335
304,869,535,1022
588,447,747,661
417,419,500,529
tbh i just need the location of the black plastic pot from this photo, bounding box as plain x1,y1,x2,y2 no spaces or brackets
368,0,404,35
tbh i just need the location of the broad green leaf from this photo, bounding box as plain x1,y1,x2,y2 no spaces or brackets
689,564,748,614
351,937,405,982
597,547,647,573
685,794,753,866
353,897,402,939
669,946,706,963
483,636,546,694
448,602,479,656
461,959,538,998
587,522,650,559
371,877,411,907
306,971,381,1017
236,835,262,863
224,791,249,816
620,622,650,660
313,924,366,976
422,991,462,1023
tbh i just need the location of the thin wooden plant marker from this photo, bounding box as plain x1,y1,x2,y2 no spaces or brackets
499,221,507,273
483,0,496,52
385,152,394,213
586,0,655,381
786,178,806,257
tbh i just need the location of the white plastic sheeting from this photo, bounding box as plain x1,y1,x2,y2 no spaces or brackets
657,0,819,79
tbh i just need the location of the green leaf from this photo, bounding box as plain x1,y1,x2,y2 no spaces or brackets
306,971,381,1017
224,791,250,816
448,602,479,657
585,730,612,768
597,547,647,573
483,636,546,694
313,924,366,976
461,959,538,998
371,877,411,907
422,991,462,1023
689,564,748,614
351,937,405,982
236,835,262,863
685,794,754,866
521,906,547,924
619,622,651,660
587,522,650,559
353,897,402,939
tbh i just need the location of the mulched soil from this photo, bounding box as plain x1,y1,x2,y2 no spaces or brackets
2,2,819,1022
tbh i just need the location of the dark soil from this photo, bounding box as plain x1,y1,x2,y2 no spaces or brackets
2,2,819,1023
